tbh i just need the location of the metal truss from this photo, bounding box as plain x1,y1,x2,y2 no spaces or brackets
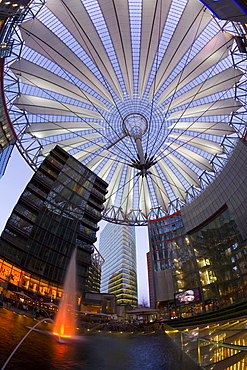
2,5,247,225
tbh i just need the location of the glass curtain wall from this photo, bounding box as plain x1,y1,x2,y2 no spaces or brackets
149,208,247,316
0,145,107,300
190,207,246,308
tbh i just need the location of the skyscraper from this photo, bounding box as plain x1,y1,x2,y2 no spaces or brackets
99,223,138,308
0,146,13,178
0,145,107,300
148,212,188,309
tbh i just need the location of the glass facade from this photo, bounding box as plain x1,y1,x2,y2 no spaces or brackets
87,251,104,294
0,257,63,299
149,212,187,272
148,208,247,313
4,0,246,226
148,212,190,309
99,223,138,308
190,207,246,308
0,145,13,178
0,145,107,300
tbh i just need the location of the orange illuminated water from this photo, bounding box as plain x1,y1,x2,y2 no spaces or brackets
53,247,77,338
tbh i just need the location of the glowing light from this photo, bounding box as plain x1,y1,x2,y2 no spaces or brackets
53,332,71,338
53,248,77,338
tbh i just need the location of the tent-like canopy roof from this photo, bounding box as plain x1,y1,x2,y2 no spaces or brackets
4,0,247,224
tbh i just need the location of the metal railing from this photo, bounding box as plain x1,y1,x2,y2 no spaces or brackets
197,336,247,368
166,318,247,369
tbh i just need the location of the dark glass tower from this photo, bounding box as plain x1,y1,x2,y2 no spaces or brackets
148,212,191,310
148,208,246,314
0,145,107,300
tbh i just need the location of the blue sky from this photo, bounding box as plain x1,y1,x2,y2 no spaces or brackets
0,148,150,304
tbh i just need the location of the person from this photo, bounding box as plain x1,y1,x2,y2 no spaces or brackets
7,299,12,309
35,306,40,319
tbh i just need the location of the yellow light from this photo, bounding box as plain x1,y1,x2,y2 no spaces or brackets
53,333,71,338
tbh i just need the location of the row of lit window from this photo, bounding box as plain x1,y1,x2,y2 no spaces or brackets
0,257,63,299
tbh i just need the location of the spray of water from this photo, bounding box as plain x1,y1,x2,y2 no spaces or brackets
1,318,55,370
53,247,77,338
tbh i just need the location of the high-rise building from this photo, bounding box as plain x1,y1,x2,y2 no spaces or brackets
146,251,155,308
148,143,247,314
148,212,189,310
148,206,246,315
87,248,104,293
99,223,138,308
0,145,13,178
0,145,107,301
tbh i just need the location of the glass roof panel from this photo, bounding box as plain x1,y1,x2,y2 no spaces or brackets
4,0,247,224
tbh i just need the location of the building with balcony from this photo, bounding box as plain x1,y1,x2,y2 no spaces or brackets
0,145,107,301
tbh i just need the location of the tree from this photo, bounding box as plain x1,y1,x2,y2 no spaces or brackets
139,297,149,307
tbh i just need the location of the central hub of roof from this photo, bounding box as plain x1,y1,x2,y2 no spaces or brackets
123,113,148,140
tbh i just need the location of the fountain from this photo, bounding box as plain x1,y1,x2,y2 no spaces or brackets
1,248,78,368
53,247,77,338
0,245,202,370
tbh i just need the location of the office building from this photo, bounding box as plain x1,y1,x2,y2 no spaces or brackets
0,145,107,300
148,141,247,313
148,212,189,310
87,249,104,294
99,223,138,308
0,145,13,178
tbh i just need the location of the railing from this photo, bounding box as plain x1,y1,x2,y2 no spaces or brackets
197,337,247,368
165,318,247,369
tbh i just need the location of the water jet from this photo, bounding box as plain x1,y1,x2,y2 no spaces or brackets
1,317,55,370
53,247,77,339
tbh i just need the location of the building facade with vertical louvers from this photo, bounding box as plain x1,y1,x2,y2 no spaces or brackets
99,223,138,308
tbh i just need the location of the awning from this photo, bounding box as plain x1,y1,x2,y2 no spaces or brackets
42,302,58,307
126,308,159,315
79,311,109,316
12,291,33,300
